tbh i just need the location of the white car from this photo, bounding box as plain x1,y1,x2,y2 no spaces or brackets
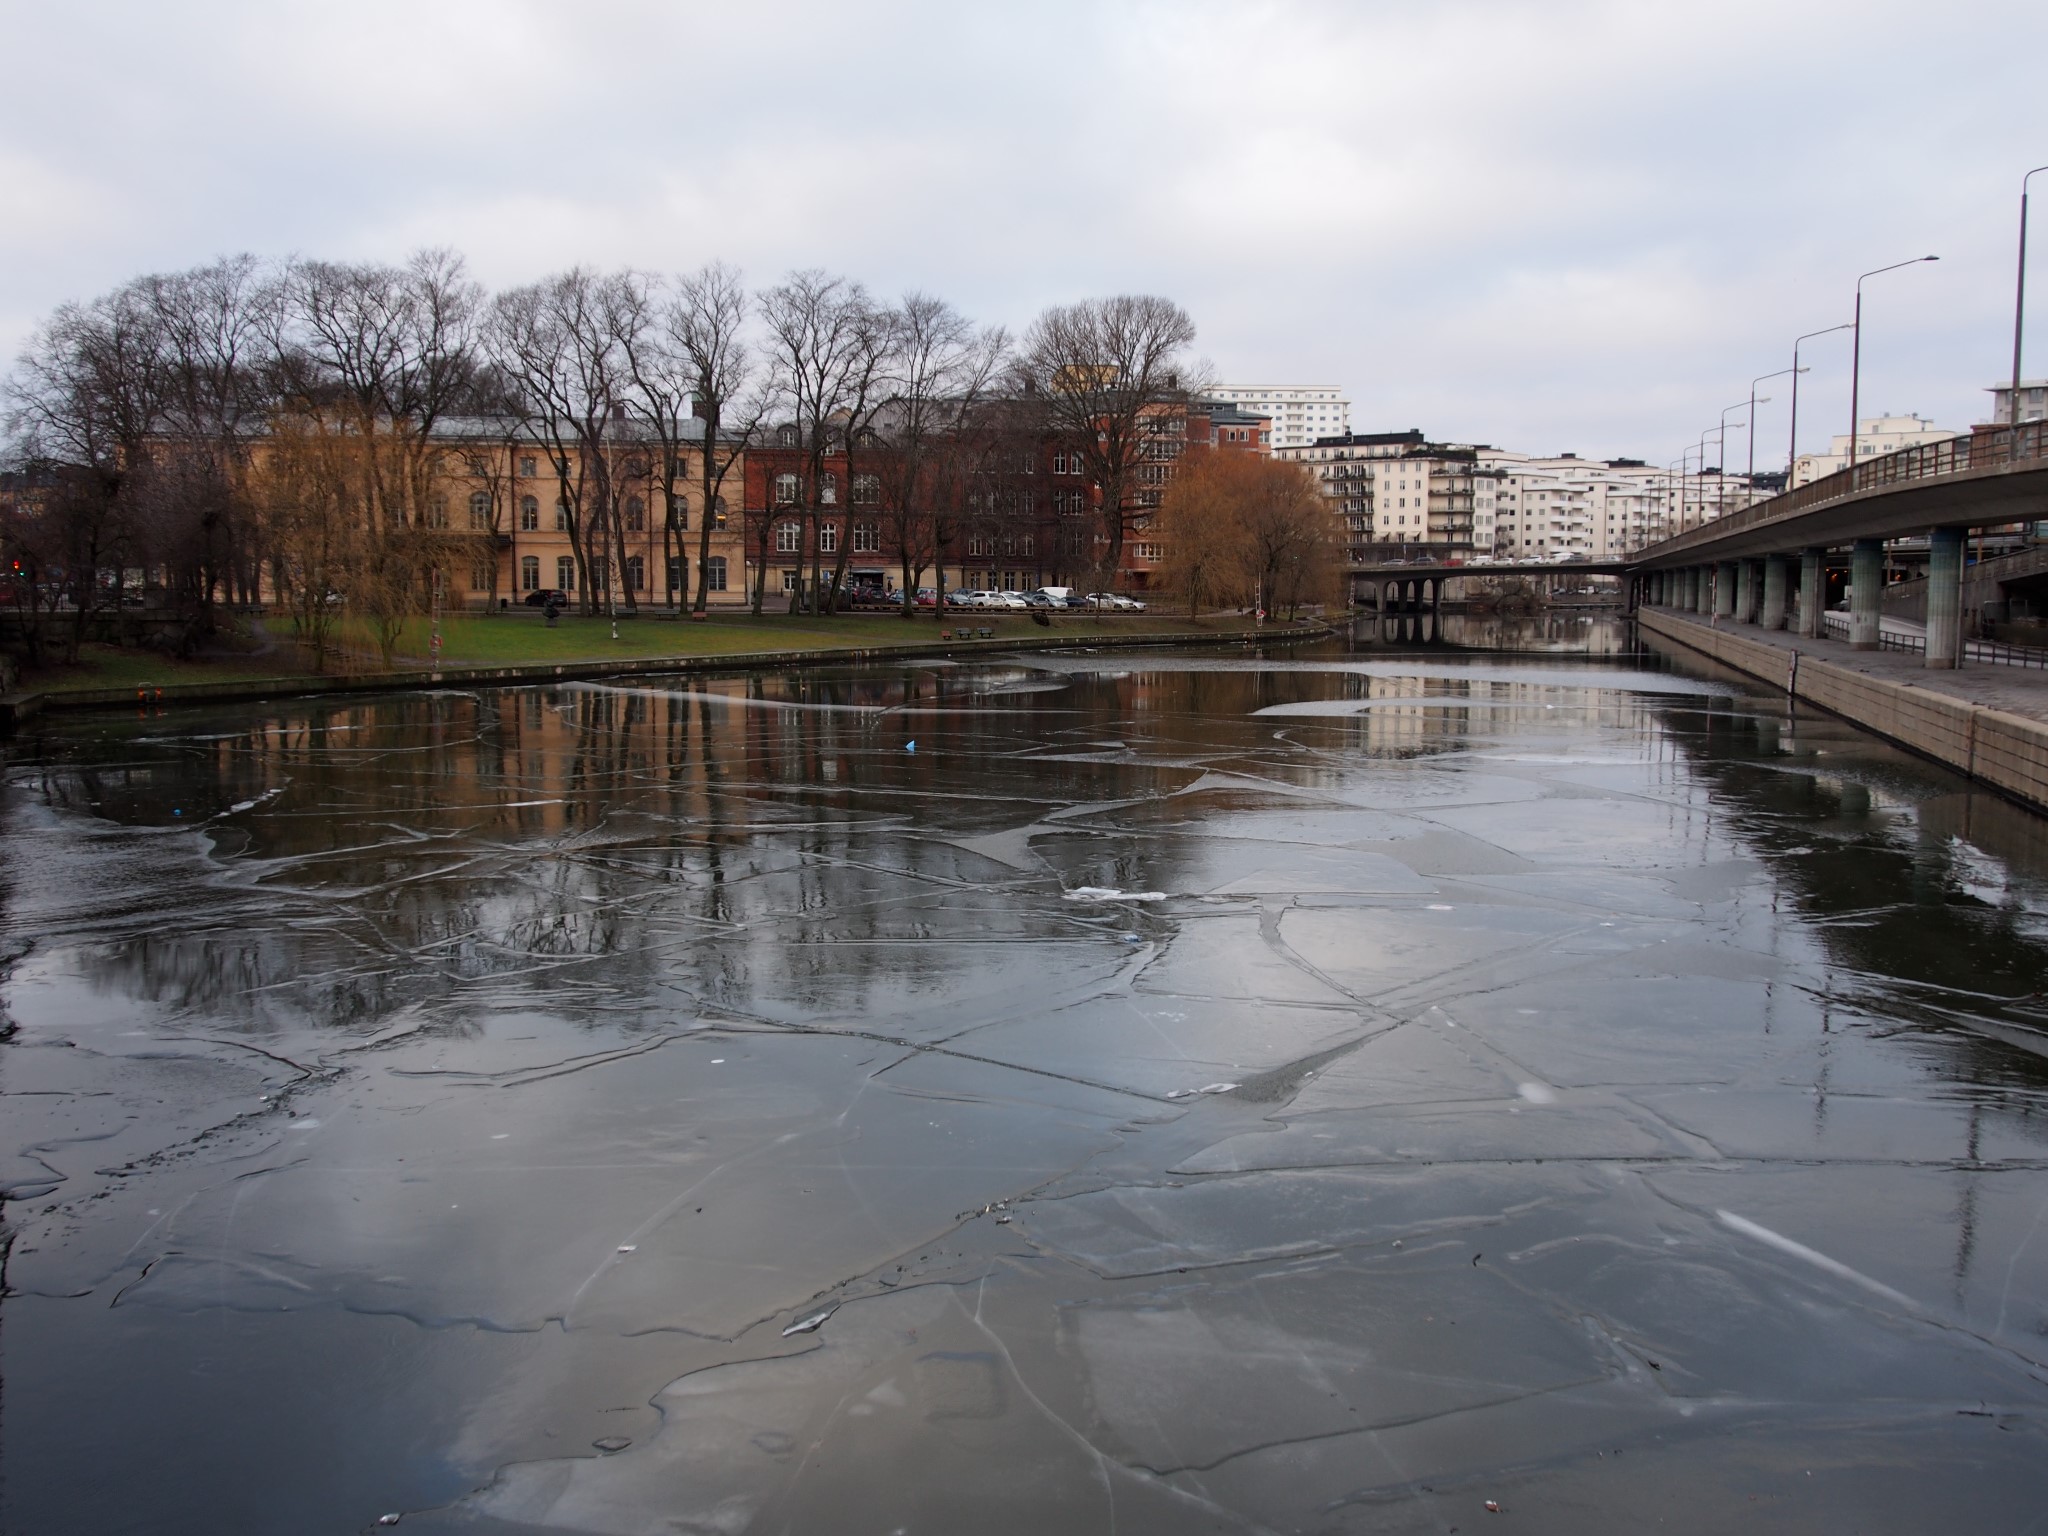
993,591,1029,609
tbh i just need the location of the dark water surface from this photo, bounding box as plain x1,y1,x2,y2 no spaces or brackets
6,625,2048,1534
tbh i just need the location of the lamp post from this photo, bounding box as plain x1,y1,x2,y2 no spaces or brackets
1717,402,1748,519
2012,164,2048,443
1746,371,1797,486
1788,323,1852,486
1849,255,1939,478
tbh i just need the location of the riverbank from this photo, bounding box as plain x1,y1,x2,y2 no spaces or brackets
1639,604,2048,811
0,612,1331,730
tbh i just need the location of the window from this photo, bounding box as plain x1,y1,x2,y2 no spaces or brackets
853,426,879,448
519,456,538,478
556,556,576,591
519,495,539,532
666,558,683,593
555,499,571,531
968,534,990,557
469,559,492,591
778,424,800,448
818,523,837,554
590,558,609,594
776,521,802,554
775,473,800,506
819,473,838,506
520,556,540,591
670,495,688,531
852,473,880,506
704,556,727,592
626,555,645,592
469,491,491,530
426,495,449,529
711,496,728,529
852,521,879,553
781,569,800,592
624,496,645,532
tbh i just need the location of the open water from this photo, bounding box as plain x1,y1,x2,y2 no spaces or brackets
5,619,2048,1533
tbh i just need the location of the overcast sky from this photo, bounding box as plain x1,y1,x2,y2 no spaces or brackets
5,0,2044,469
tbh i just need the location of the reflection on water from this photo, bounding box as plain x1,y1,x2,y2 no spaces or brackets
1353,609,1636,653
6,637,2048,1535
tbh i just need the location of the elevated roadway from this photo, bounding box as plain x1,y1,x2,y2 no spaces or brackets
1628,422,2048,670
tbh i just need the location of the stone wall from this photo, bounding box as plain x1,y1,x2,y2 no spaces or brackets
1640,607,2048,812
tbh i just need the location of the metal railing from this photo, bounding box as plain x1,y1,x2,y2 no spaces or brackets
1816,610,2048,668
1648,421,2048,556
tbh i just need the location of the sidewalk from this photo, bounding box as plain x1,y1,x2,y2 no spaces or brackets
1647,605,2048,727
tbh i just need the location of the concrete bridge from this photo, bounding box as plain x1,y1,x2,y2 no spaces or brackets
1627,422,2048,668
1350,560,1628,614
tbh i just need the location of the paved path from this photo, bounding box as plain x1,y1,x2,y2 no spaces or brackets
1643,604,2048,726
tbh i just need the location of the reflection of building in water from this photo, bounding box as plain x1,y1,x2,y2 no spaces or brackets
1305,670,1659,759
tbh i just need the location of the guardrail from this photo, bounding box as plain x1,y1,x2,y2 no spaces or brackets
1650,422,2048,555
1817,610,2048,668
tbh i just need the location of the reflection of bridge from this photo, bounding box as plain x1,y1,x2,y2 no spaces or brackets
1351,560,1628,615
1627,423,2048,669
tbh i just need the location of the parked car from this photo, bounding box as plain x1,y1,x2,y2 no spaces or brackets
523,588,570,608
1019,590,1058,609
945,590,978,608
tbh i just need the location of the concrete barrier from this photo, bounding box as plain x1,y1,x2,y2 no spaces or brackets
1639,608,2048,811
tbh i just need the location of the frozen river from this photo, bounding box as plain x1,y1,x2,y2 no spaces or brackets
5,631,2048,1533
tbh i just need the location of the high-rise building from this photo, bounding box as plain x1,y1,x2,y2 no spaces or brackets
1207,386,1349,451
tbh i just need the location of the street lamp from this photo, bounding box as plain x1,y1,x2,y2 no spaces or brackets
2011,164,2048,441
1788,323,1852,485
1746,370,1799,485
1849,255,1939,476
1718,401,1748,518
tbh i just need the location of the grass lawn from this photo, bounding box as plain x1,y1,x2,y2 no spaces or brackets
13,608,1284,698
339,608,1257,667
15,642,313,696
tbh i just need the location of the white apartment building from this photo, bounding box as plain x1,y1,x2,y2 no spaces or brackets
1988,380,2048,427
1792,413,1957,486
1280,430,1490,560
1209,386,1350,451
1479,452,1763,561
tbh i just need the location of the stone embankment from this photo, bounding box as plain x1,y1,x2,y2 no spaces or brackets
1640,606,2048,811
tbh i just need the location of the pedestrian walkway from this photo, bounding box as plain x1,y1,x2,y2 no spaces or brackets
1643,604,2048,726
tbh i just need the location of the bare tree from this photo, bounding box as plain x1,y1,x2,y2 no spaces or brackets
757,271,877,616
5,280,171,660
1015,295,1198,580
274,250,484,659
487,269,633,619
868,297,1008,620
668,263,762,614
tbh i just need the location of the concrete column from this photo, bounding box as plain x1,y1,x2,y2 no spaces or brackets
1734,561,1758,624
1798,548,1824,637
1694,566,1711,615
1761,555,1789,630
1715,562,1736,618
1926,526,1964,669
1850,538,1883,649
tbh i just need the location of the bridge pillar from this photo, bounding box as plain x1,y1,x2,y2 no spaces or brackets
1693,566,1711,614
1761,555,1789,630
1797,548,1825,637
1926,526,1965,669
1850,538,1883,649
1714,563,1736,618
1734,561,1758,624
